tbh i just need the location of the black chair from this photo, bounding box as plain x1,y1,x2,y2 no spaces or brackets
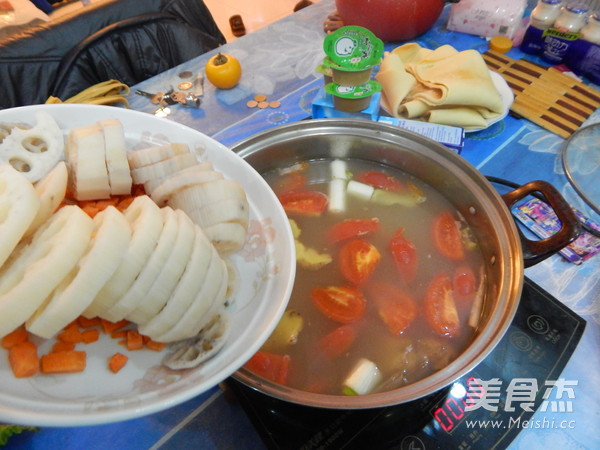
51,12,224,101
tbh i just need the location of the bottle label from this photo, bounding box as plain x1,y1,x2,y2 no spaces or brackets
542,28,581,63
520,26,546,54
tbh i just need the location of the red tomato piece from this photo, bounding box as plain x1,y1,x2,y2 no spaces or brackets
244,351,291,384
370,283,418,335
453,265,476,298
339,239,381,285
311,286,366,323
327,218,380,243
355,170,404,192
278,190,328,216
318,325,357,358
432,211,465,260
424,272,461,338
389,228,418,284
273,172,307,195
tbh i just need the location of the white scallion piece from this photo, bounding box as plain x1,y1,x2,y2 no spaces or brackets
331,159,349,180
343,358,382,396
328,178,346,213
347,180,374,201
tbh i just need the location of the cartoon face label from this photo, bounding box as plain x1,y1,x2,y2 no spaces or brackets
323,26,384,70
335,37,357,56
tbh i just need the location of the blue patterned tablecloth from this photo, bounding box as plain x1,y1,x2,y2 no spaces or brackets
7,0,599,448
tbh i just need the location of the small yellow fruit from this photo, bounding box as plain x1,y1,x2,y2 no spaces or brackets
205,53,242,90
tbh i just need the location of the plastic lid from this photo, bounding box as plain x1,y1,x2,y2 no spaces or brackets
490,36,513,53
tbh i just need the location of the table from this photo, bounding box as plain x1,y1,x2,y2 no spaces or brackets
7,0,599,448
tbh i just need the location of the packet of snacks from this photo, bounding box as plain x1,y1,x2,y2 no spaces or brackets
447,0,527,40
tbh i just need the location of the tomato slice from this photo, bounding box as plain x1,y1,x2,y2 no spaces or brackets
453,265,476,298
278,190,328,216
318,324,357,358
327,218,380,243
432,211,465,260
355,170,404,192
244,351,290,384
424,272,461,338
389,228,418,284
273,172,307,195
339,239,381,285
311,286,366,323
370,283,418,335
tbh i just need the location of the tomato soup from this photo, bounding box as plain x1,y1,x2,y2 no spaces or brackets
244,158,485,396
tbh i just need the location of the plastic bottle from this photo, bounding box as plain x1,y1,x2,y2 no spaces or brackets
521,0,564,54
581,12,600,44
541,3,589,63
564,12,600,83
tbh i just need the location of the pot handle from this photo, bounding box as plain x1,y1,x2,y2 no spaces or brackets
501,180,581,267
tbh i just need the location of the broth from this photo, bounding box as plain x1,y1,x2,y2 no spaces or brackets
247,158,485,395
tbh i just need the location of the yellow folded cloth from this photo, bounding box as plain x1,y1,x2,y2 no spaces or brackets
376,44,503,129
46,80,130,107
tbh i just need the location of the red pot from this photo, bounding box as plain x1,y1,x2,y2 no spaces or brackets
335,0,448,42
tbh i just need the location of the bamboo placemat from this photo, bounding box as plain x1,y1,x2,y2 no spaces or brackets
483,50,600,138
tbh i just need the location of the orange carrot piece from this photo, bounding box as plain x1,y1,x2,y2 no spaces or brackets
81,329,100,344
110,330,128,339
40,351,86,374
145,339,166,352
116,196,135,211
57,322,84,343
108,352,129,373
126,330,144,351
77,316,101,329
51,341,76,353
132,184,146,196
101,319,130,334
8,341,39,378
2,326,29,349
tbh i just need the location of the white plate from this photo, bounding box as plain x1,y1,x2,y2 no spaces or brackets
380,71,514,132
0,104,296,426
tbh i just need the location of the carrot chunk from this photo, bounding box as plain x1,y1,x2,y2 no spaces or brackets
145,339,166,352
57,322,84,343
81,329,100,344
77,316,101,329
41,351,86,374
101,319,130,334
2,326,29,349
51,341,76,353
108,352,129,373
126,330,144,351
8,341,39,378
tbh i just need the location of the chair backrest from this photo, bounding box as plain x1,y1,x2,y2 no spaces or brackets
50,12,223,101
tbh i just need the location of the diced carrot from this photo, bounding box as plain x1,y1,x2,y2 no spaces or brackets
126,330,144,351
110,330,128,339
40,351,86,374
77,316,101,329
101,319,130,334
115,196,135,211
145,339,166,352
57,322,84,343
81,203,100,218
81,329,100,344
1,326,29,349
108,352,128,373
51,341,76,353
8,341,39,378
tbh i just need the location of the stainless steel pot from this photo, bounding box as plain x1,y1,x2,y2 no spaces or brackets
231,119,580,409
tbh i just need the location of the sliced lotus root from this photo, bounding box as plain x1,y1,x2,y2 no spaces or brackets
0,164,41,270
0,112,65,183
